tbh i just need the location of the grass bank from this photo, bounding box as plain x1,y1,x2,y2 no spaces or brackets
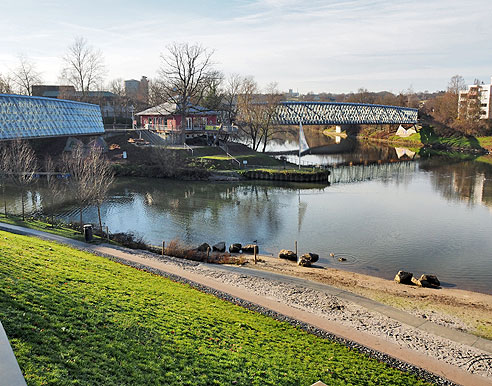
0,231,432,386
358,125,491,154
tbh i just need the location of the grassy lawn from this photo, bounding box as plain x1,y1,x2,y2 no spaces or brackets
0,214,91,243
0,231,432,386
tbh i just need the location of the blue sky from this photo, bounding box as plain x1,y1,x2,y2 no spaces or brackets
0,0,491,93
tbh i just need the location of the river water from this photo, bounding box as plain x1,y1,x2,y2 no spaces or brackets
3,133,492,294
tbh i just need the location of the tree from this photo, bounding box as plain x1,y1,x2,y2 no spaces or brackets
85,146,114,231
62,144,114,231
0,140,38,220
448,75,466,95
44,156,64,226
222,73,243,124
62,144,92,228
202,70,224,112
61,37,105,98
158,42,216,133
108,78,130,123
236,79,283,152
0,73,13,94
12,55,42,95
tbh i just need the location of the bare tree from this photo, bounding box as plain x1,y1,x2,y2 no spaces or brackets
85,146,114,231
222,73,243,124
158,42,216,133
61,37,105,98
448,75,466,95
236,78,282,152
0,73,13,94
0,140,38,220
44,156,64,226
108,78,130,123
62,144,114,231
12,55,42,95
62,144,92,228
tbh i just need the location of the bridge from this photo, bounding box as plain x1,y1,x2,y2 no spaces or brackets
274,102,418,125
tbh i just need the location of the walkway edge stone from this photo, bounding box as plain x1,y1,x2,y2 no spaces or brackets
0,321,27,386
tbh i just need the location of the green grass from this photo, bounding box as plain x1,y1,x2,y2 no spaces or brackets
0,231,432,386
0,214,92,243
387,133,422,145
476,155,492,165
477,136,492,149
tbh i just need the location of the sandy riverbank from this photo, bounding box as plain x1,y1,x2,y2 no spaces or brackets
238,253,492,340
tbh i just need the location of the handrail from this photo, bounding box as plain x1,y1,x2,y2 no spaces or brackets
219,144,241,168
183,142,194,155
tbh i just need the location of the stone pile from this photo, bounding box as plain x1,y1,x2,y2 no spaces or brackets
394,270,440,288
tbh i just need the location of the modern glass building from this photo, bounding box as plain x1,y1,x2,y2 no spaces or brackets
0,94,104,140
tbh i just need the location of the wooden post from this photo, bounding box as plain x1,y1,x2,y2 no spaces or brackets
162,241,165,256
207,247,210,260
295,241,298,257
106,226,109,242
254,246,257,264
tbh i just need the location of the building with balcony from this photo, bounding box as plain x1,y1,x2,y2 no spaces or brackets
458,77,492,120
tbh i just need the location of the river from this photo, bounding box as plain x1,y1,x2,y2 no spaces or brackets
3,134,492,294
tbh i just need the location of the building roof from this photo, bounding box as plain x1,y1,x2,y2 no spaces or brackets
136,102,218,117
0,94,104,140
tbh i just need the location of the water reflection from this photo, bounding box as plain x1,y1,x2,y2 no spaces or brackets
2,146,492,294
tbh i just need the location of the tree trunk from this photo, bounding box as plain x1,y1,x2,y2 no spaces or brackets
21,193,25,221
97,205,102,232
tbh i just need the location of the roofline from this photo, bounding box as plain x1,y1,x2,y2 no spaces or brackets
0,93,102,108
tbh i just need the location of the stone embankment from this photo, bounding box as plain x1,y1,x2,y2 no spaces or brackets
242,169,330,183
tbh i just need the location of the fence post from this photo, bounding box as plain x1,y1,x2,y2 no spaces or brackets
162,241,165,256
106,226,109,242
295,241,297,257
254,246,257,264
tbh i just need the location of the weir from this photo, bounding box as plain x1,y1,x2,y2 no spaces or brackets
329,160,418,184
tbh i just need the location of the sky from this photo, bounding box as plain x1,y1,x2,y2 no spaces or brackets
0,0,491,94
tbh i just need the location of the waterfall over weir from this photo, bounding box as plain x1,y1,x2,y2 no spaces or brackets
329,161,418,184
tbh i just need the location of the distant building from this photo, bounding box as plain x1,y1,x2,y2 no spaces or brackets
458,77,492,120
125,76,149,104
31,84,132,122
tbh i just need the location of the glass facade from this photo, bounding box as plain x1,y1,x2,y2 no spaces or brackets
0,94,104,140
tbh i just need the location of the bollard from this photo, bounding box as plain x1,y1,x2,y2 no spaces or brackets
207,247,210,260
254,246,257,264
162,241,165,256
106,226,109,242
295,241,298,257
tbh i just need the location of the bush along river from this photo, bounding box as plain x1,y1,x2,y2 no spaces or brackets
4,141,492,295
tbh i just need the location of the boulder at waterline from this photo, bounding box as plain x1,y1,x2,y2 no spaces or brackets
242,244,259,254
229,243,242,253
297,253,319,267
278,249,297,261
420,274,440,287
212,242,226,252
197,243,211,252
394,271,413,285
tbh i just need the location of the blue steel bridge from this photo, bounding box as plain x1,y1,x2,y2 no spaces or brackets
274,102,418,125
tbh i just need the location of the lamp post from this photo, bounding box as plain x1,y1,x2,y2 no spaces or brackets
130,105,135,129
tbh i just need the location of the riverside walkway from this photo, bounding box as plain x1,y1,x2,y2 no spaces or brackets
0,222,490,386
